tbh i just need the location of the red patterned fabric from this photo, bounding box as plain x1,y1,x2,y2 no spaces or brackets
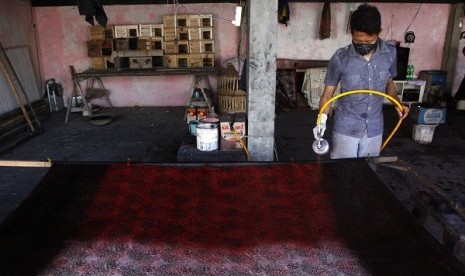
0,162,463,275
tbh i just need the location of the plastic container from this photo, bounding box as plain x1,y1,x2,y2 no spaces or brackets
412,124,438,144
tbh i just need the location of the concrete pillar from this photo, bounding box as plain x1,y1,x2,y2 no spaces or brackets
246,0,277,161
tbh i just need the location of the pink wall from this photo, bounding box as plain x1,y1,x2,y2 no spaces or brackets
31,2,455,106
34,4,239,107
278,3,450,76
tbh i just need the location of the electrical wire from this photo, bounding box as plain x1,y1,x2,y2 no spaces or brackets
172,0,234,24
403,4,422,34
317,89,405,152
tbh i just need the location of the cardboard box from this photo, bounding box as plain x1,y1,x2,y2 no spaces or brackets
220,113,247,151
186,106,196,123
412,106,447,124
196,107,208,121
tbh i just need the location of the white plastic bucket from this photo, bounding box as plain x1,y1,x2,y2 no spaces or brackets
412,124,438,144
196,122,218,151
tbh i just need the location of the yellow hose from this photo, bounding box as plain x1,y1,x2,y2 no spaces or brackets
317,89,404,151
231,127,251,161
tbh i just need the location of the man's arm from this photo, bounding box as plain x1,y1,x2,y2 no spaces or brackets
319,85,338,115
386,79,409,118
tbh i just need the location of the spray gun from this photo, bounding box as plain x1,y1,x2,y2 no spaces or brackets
310,89,406,155
312,113,330,155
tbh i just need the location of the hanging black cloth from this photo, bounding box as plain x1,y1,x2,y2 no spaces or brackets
76,0,108,27
278,0,290,26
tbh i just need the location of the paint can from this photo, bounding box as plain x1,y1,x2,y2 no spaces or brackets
188,120,199,136
196,118,219,151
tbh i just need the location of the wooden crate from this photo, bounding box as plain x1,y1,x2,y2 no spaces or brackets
101,39,114,55
164,41,179,54
114,25,128,38
129,38,138,50
164,28,176,42
177,54,189,68
188,41,201,54
200,27,213,40
164,14,189,28
188,14,201,27
127,25,139,37
104,56,112,68
164,40,188,54
104,25,114,39
188,28,201,41
151,24,164,37
115,38,130,51
178,40,189,54
89,26,104,40
163,55,177,68
150,37,163,51
137,38,152,50
115,50,163,58
139,24,152,37
129,57,153,69
177,27,189,40
188,54,202,68
87,40,102,57
201,53,215,67
152,56,164,68
201,40,215,53
92,57,106,69
200,15,213,27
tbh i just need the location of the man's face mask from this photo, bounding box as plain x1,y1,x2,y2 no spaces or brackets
353,41,377,56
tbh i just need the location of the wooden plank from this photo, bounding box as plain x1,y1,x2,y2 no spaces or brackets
0,160,52,168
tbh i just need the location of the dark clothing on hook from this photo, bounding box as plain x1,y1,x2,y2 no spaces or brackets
76,0,108,27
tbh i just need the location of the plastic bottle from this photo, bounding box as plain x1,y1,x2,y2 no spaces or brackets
406,64,414,80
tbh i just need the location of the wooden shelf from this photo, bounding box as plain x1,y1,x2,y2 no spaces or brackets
75,67,218,78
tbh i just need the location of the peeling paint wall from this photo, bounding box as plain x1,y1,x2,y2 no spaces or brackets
278,3,450,76
34,4,239,107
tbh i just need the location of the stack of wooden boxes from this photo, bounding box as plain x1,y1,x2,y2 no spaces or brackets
113,23,164,69
86,14,215,70
163,14,215,69
87,25,115,69
86,24,164,69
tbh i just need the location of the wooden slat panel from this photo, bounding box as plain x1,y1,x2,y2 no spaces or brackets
0,47,41,115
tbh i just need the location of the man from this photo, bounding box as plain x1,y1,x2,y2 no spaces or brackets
313,3,409,159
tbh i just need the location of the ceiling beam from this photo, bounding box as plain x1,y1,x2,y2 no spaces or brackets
31,0,463,7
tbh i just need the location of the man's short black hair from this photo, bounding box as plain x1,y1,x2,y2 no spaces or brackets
350,3,381,35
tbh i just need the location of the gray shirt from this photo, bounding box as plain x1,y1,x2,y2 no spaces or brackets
324,39,397,138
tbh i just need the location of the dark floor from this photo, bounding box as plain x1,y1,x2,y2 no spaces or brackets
1,105,465,263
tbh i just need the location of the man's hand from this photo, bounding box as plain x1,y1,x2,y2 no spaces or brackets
396,105,409,119
313,113,328,140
